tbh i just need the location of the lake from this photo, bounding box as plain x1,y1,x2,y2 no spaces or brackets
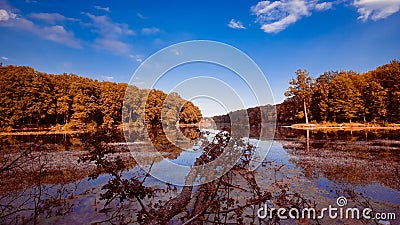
0,126,399,224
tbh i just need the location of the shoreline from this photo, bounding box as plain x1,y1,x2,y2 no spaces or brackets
0,130,86,136
291,123,400,130
2,123,400,135
0,123,201,136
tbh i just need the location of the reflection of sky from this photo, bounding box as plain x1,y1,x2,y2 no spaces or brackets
169,150,203,166
150,145,204,184
149,159,191,185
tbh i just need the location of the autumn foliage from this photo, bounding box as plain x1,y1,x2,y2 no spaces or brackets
0,64,202,131
278,60,400,124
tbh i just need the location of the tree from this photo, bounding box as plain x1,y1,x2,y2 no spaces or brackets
356,72,387,122
329,72,364,123
179,101,202,124
284,69,313,124
0,64,203,131
370,60,400,123
145,90,167,126
311,71,338,122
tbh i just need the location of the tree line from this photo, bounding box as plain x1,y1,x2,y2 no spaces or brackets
0,64,202,131
210,60,399,126
278,60,400,124
212,105,276,126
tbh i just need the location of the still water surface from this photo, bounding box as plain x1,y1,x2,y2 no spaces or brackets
0,126,399,224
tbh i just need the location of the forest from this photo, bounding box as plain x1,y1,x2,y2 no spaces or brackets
212,60,400,125
2,60,399,131
278,60,400,124
0,64,202,131
212,105,276,126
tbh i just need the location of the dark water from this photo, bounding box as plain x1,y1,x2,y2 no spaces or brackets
0,127,399,224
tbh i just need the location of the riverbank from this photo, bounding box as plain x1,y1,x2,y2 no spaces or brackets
291,122,400,130
0,130,86,136
0,123,201,136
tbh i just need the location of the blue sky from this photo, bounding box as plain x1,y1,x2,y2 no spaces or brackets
0,0,399,115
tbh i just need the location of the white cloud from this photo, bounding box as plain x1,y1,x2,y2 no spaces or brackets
84,13,135,55
0,9,16,21
227,19,246,29
43,25,80,46
141,27,161,35
0,8,81,48
251,0,335,33
29,12,76,24
353,0,400,21
251,0,400,33
315,2,333,11
129,54,143,63
93,38,130,54
1,56,8,60
261,14,298,33
94,5,110,12
85,13,135,37
251,0,311,33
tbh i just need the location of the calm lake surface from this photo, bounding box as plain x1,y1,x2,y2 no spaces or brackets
0,126,399,224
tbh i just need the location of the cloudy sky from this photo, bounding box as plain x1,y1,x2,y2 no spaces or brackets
0,0,399,113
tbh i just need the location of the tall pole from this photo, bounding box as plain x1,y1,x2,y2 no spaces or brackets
304,99,309,124
306,129,310,152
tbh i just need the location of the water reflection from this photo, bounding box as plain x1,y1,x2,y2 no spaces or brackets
275,127,400,192
77,128,318,224
0,126,399,224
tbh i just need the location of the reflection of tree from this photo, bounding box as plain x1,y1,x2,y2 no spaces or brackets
0,135,79,224
146,127,185,156
82,128,314,224
279,127,400,191
0,129,135,224
3,126,395,223
179,126,200,140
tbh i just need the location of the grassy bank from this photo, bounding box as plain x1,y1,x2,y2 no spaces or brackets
291,122,400,130
0,130,86,136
